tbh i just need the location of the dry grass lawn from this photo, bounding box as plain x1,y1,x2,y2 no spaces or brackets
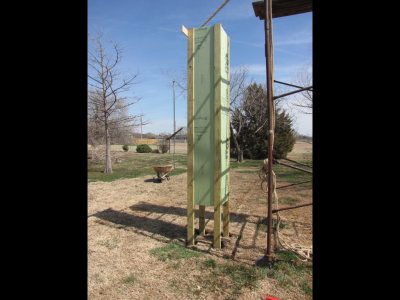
88,142,312,299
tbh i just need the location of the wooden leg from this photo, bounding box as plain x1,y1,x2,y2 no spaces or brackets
199,205,206,236
213,202,221,249
222,201,229,237
187,178,195,245
187,201,195,245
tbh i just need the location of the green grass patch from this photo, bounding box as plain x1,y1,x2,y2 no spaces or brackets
230,159,312,188
279,197,301,205
236,170,258,174
230,159,264,169
301,280,313,296
121,274,137,284
165,253,311,299
274,164,312,184
257,218,286,232
196,259,267,299
202,258,217,269
274,250,299,261
220,263,266,290
150,241,202,261
299,159,312,166
265,252,312,295
88,152,187,182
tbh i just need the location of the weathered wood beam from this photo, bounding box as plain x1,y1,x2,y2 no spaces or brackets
213,24,222,249
199,205,206,236
253,0,312,19
264,0,275,264
181,25,188,37
223,201,230,237
187,28,195,246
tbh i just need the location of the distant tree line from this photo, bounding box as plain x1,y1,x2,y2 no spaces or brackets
133,127,188,141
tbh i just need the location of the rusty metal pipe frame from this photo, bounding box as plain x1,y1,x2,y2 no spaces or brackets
272,202,313,213
274,80,313,91
264,0,274,264
275,160,313,174
273,85,313,100
276,180,312,190
281,157,312,168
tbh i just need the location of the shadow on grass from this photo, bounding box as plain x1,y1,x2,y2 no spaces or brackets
129,202,252,223
144,178,161,183
92,204,272,266
92,208,186,240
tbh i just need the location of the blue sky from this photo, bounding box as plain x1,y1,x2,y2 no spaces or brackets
88,0,312,136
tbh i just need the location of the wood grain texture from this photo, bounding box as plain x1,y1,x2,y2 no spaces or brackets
187,28,195,246
213,24,222,249
252,0,312,19
199,205,206,236
222,201,229,237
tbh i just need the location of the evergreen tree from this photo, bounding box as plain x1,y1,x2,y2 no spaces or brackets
231,83,295,160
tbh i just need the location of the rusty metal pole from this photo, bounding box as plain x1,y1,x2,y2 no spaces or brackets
264,0,274,264
272,202,313,213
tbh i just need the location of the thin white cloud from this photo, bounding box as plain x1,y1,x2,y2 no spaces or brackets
274,38,312,46
275,47,310,59
231,39,263,48
233,63,309,78
231,64,265,76
274,30,312,46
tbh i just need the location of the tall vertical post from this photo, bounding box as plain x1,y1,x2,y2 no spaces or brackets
213,23,222,249
264,0,274,263
173,80,176,168
199,205,206,236
186,24,230,249
187,28,195,246
222,201,230,237
140,115,143,140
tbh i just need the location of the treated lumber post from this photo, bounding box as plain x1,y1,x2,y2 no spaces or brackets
214,206,221,248
187,28,195,246
181,25,188,37
222,201,229,237
188,24,229,249
199,205,206,236
213,23,222,249
222,34,231,239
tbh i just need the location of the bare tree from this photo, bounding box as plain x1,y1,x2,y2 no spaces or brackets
230,66,250,162
162,68,187,98
88,32,145,173
292,65,313,114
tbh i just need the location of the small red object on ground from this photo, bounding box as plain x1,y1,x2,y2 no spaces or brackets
265,296,280,300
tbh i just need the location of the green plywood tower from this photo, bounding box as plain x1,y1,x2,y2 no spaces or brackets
186,24,230,249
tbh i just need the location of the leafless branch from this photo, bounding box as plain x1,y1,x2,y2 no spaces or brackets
88,32,145,172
